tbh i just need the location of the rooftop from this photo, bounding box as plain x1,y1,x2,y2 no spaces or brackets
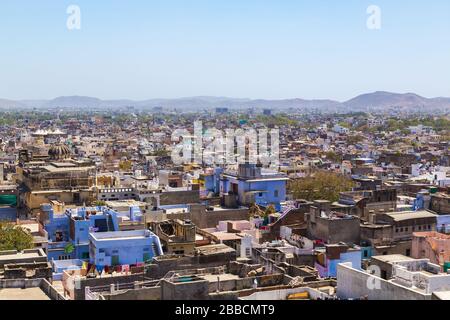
89,230,157,241
0,249,47,264
0,288,50,300
385,210,438,222
196,243,236,256
371,254,416,264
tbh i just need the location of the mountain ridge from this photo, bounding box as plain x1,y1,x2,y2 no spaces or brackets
0,92,449,111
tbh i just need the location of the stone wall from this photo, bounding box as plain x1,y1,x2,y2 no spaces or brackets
102,286,161,300
0,278,42,289
189,204,249,229
161,278,210,300
146,253,236,279
71,273,146,300
311,217,360,245
39,279,67,300
160,190,200,205
4,262,52,280
0,249,47,268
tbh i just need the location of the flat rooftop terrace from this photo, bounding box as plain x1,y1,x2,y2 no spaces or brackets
201,273,240,283
90,230,155,241
0,251,44,263
371,254,416,264
0,288,50,300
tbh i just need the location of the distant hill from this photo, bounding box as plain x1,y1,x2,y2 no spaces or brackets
1,92,449,111
44,96,105,108
343,91,450,110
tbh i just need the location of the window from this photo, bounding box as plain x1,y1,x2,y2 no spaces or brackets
419,226,422,230
396,228,399,233
55,231,63,242
274,190,279,197
258,193,263,197
111,256,120,266
363,251,368,258
406,249,411,256
428,225,431,230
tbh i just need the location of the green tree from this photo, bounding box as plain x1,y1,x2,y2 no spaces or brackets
264,205,276,217
289,172,355,202
324,151,342,163
0,223,34,251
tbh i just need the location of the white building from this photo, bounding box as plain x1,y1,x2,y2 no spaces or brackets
337,257,450,300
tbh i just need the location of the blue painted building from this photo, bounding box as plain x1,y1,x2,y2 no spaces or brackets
40,204,157,265
413,191,431,211
200,167,223,196
89,230,163,266
315,244,362,278
41,204,119,261
360,246,373,260
437,215,450,234
219,163,288,211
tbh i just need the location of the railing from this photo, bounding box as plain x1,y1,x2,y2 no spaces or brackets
279,206,296,220
85,286,101,300
85,279,161,298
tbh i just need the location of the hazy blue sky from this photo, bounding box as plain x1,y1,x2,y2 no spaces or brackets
1,0,450,101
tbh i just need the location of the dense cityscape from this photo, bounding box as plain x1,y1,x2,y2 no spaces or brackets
1,2,450,313
0,102,448,301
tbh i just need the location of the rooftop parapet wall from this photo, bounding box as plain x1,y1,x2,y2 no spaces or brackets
337,262,430,300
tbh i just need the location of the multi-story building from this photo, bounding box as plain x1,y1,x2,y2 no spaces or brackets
39,202,163,268
89,229,163,266
39,204,120,261
220,163,288,211
315,243,362,278
305,200,361,245
149,219,196,255
17,147,96,214
412,232,450,267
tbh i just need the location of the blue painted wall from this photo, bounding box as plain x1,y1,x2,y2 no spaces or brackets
89,231,163,266
220,176,286,211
